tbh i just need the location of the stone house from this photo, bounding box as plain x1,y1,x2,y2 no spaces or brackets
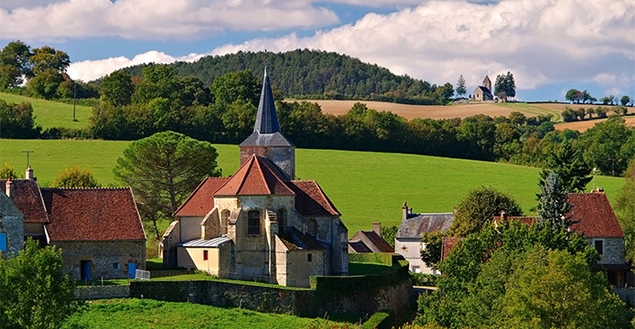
162,69,349,287
0,179,24,257
395,202,454,273
472,75,493,101
348,223,394,253
0,170,146,279
568,191,633,287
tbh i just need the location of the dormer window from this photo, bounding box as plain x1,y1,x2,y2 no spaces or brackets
248,210,261,235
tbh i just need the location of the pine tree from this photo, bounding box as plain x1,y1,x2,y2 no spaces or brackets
537,172,573,229
456,75,467,98
539,140,591,193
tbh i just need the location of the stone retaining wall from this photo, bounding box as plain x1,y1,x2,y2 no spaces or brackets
76,285,131,300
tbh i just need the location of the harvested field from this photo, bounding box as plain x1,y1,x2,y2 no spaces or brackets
555,116,635,132
300,100,568,120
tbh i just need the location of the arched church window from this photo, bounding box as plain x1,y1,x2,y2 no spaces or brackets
221,210,230,235
248,210,260,235
308,219,317,237
277,208,287,233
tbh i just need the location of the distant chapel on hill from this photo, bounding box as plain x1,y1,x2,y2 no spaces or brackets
162,69,349,287
472,75,494,101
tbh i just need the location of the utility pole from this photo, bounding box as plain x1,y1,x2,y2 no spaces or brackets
73,81,77,121
22,150,34,168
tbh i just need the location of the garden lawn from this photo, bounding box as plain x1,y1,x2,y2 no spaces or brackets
62,298,354,329
0,92,93,130
0,139,624,235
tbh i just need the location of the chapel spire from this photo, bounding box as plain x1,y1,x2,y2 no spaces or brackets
239,68,296,180
254,67,280,134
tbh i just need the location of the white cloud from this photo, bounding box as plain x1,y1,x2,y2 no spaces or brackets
67,0,634,98
0,0,340,40
67,50,209,81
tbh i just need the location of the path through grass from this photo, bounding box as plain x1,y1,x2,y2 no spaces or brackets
0,139,624,235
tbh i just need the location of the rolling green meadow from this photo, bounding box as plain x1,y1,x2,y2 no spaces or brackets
0,92,93,130
62,299,355,329
0,139,624,235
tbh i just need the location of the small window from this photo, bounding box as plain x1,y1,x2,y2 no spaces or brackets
308,220,317,237
307,254,312,262
595,240,604,255
413,266,421,273
112,262,119,270
277,208,287,231
248,210,260,235
203,250,209,260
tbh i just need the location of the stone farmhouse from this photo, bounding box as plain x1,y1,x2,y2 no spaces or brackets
472,75,493,101
162,69,349,288
395,202,454,274
0,170,146,280
348,223,394,253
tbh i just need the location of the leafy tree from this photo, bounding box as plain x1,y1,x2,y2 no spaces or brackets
0,99,41,138
449,186,523,237
0,238,85,328
494,72,516,100
420,231,444,269
0,41,33,88
582,89,595,104
101,70,134,107
539,140,591,193
537,172,572,229
498,247,630,328
0,163,17,179
566,89,583,103
26,68,65,99
50,166,100,188
28,46,70,76
578,116,635,176
614,160,635,263
455,75,466,98
210,69,260,106
380,225,398,249
621,95,631,106
113,131,222,241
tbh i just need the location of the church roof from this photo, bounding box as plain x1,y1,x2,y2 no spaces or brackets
215,155,295,196
0,179,49,224
239,131,293,147
474,86,492,96
568,192,624,237
43,188,146,241
289,180,341,216
172,177,231,217
254,67,280,134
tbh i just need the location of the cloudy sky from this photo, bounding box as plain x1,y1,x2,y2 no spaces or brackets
1,0,634,101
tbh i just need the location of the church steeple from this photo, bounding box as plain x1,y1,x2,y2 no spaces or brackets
254,67,280,134
239,68,296,180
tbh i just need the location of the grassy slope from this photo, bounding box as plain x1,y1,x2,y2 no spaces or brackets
0,139,623,235
0,92,93,129
62,299,353,329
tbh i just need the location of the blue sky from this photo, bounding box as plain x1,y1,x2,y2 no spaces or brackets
1,0,633,102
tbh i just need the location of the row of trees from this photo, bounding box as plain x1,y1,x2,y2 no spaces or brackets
566,88,632,106
0,41,99,99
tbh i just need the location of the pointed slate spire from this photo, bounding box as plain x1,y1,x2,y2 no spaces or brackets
254,67,280,134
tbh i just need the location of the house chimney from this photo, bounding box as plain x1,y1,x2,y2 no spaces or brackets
25,166,34,180
372,222,381,236
402,201,409,220
5,178,14,198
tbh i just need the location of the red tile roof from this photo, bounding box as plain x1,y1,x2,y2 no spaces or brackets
568,192,624,238
442,237,463,260
215,155,295,196
289,180,340,217
0,179,49,223
172,177,231,217
42,188,146,241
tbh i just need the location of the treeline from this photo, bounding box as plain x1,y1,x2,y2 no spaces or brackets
119,49,455,105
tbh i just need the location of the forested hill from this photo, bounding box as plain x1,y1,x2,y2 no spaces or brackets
120,49,454,105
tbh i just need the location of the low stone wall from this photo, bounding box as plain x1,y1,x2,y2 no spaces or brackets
129,259,412,324
76,285,130,300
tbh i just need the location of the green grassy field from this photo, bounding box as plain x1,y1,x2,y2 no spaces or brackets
0,139,624,235
62,299,356,329
0,92,93,130
497,102,562,121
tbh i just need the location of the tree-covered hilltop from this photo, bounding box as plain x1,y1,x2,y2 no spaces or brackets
119,49,454,105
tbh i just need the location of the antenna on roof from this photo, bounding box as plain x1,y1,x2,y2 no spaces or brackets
22,150,34,168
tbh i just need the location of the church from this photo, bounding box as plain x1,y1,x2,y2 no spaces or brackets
162,69,349,287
